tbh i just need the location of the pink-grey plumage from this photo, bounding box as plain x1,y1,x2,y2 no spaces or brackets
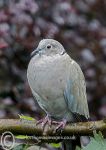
27,39,89,120
27,39,90,149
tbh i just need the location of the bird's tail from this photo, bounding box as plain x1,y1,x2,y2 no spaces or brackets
62,137,81,150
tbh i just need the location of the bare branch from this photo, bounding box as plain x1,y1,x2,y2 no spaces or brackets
0,119,106,140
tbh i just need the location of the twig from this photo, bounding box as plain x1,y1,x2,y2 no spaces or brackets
0,119,106,142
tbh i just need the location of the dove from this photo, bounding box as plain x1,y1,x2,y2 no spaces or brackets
27,39,89,149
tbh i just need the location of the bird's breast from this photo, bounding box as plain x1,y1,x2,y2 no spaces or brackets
27,54,74,120
27,54,68,100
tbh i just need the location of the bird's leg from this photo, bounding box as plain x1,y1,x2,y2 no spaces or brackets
52,119,67,133
36,114,51,128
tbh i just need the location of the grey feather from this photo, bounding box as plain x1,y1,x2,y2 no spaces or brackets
27,39,90,150
64,60,89,119
27,39,89,121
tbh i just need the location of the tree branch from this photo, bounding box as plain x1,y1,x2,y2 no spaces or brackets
0,119,106,143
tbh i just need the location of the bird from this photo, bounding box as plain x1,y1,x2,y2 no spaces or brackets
27,39,90,150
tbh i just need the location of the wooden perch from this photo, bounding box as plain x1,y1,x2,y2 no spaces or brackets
0,119,106,142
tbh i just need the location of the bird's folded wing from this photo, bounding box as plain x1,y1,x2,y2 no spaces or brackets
64,60,89,119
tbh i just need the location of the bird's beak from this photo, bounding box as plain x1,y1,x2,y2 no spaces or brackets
30,48,40,58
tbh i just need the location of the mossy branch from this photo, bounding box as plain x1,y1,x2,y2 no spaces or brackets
0,119,106,142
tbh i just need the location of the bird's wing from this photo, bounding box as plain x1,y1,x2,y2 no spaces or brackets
64,59,89,119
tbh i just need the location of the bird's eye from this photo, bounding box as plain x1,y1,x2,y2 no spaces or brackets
46,44,52,49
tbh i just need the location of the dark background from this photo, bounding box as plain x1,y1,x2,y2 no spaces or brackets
0,0,106,123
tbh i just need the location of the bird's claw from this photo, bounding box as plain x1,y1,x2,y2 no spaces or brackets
36,116,67,133
36,115,51,129
52,120,67,133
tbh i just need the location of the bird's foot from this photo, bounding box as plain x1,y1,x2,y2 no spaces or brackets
52,119,67,133
36,115,51,129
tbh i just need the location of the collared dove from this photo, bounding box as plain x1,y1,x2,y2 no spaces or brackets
27,39,89,150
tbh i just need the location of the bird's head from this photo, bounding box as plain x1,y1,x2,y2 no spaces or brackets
31,39,65,58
